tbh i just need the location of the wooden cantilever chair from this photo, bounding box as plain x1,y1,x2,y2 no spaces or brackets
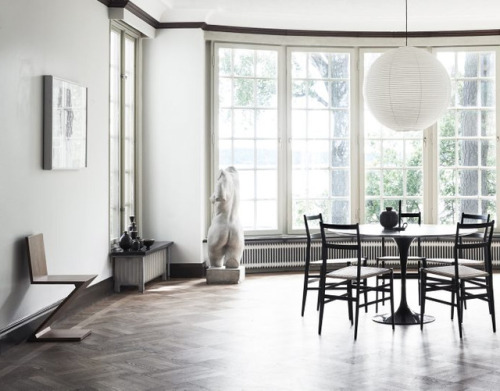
26,233,97,342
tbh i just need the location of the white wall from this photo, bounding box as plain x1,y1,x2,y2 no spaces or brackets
142,29,208,264
0,0,111,331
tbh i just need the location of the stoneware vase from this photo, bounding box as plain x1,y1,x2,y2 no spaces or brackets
119,231,133,251
379,207,398,229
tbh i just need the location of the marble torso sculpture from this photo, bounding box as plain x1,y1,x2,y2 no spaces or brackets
207,166,244,268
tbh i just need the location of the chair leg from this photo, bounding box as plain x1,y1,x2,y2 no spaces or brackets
318,272,326,335
389,272,395,331
461,280,467,310
364,278,368,313
318,291,325,335
420,272,426,331
456,280,463,339
348,280,353,324
488,276,496,332
301,270,309,317
451,288,455,320
354,285,360,341
381,260,386,306
417,261,421,306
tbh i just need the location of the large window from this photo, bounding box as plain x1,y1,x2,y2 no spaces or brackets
290,50,351,228
436,49,496,223
213,43,498,234
216,46,280,231
109,24,138,242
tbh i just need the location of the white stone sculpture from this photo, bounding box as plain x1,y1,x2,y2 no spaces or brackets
207,166,244,269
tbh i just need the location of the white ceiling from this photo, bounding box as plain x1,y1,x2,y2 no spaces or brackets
136,0,500,32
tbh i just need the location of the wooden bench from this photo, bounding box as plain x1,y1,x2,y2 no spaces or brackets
26,233,97,342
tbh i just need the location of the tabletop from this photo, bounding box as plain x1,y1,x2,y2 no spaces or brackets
329,224,477,238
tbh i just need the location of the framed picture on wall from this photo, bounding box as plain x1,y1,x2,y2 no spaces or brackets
43,75,87,170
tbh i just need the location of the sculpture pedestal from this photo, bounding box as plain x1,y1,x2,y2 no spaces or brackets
206,266,245,284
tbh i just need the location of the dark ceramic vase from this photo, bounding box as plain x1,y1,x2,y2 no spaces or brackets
128,216,137,232
119,231,133,251
380,207,398,229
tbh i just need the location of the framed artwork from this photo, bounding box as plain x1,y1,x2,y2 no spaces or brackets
43,75,87,170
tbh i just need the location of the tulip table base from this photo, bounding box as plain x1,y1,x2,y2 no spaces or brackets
373,307,435,325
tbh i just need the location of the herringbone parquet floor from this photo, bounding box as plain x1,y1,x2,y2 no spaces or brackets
1,272,500,390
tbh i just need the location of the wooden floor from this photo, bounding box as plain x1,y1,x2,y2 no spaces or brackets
1,272,500,390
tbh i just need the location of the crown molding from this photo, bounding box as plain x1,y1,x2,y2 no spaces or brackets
97,1,500,39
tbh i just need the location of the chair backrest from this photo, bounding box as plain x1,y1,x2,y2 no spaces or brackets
455,221,495,272
26,234,48,282
461,212,490,224
304,213,323,243
459,212,491,246
320,222,362,276
399,211,421,226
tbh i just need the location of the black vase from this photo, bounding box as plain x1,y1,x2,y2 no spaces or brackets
380,207,398,229
119,231,133,251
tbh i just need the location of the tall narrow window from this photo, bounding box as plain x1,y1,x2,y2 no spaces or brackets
363,52,424,222
290,50,351,228
436,50,496,223
215,45,279,232
109,24,138,242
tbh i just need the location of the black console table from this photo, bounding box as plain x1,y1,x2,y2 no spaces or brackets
111,241,173,293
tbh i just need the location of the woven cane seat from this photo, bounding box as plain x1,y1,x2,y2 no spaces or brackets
423,265,489,279
326,265,392,280
425,258,483,266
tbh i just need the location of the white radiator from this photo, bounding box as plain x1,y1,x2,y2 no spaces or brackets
240,239,500,271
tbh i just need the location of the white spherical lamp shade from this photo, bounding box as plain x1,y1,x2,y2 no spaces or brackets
364,46,451,132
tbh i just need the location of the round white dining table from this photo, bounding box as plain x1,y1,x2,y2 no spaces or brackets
355,224,476,325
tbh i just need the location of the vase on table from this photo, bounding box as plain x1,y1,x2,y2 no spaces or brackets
128,216,137,233
119,231,133,251
380,207,398,229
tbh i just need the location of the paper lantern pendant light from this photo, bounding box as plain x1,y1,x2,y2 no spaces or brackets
364,46,451,132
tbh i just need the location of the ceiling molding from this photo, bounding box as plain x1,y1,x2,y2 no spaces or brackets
160,23,500,39
98,1,500,39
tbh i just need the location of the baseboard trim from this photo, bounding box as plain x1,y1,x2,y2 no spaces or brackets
170,262,207,278
0,277,114,354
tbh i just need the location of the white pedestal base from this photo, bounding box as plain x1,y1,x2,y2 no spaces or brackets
206,266,245,284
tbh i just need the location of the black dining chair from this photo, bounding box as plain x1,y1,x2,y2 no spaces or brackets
423,212,490,317
376,211,424,310
318,222,395,340
301,214,353,316
420,221,495,339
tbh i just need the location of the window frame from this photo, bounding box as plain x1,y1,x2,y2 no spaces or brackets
109,22,141,244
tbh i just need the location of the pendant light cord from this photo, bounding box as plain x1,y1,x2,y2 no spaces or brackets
405,0,408,46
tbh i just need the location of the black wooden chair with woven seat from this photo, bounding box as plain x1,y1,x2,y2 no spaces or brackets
423,212,490,317
318,222,395,340
26,233,97,342
420,220,496,339
376,211,424,310
301,214,353,316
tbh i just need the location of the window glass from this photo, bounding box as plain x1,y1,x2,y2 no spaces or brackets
109,26,137,242
437,50,496,224
290,51,351,228
216,47,279,231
